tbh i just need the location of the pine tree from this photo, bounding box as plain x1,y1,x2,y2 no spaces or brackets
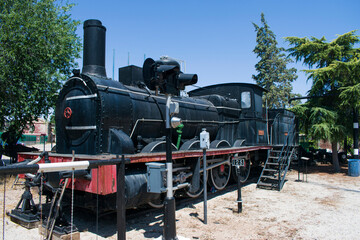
286,31,360,172
253,13,298,109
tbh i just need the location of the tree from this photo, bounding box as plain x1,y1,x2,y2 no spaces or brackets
0,0,81,139
286,31,360,172
252,13,298,109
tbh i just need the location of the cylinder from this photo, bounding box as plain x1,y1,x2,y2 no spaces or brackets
82,19,107,78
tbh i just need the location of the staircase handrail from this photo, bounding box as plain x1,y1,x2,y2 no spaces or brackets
269,112,282,145
277,115,297,190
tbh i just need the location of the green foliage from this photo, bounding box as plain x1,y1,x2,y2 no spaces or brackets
323,55,360,109
286,31,360,140
286,31,359,69
286,31,359,172
291,101,348,152
0,0,81,137
252,13,298,109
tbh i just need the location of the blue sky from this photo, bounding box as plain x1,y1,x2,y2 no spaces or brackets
70,0,359,97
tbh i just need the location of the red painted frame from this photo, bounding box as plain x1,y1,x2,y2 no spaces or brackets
18,145,271,195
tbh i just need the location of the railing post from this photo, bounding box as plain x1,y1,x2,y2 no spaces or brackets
116,155,126,240
203,148,207,224
163,94,176,240
200,128,209,224
278,158,281,191
236,172,242,213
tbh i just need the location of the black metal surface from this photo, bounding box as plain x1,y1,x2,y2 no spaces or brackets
82,19,107,78
108,129,135,154
41,220,78,237
237,175,242,213
200,94,240,118
268,109,296,146
190,156,200,193
142,58,156,90
0,164,38,175
56,69,219,154
163,197,176,240
189,83,268,146
116,156,126,240
119,65,144,86
203,148,207,224
123,170,159,208
142,57,197,96
9,180,39,229
189,83,266,119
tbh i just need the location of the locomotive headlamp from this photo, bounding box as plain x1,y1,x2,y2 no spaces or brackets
177,73,198,91
143,57,198,95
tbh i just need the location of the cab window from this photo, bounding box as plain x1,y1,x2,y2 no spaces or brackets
241,91,251,108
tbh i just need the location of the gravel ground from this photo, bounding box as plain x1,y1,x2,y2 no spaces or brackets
0,156,359,239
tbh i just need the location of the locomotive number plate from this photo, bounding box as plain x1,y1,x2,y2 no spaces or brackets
232,158,245,167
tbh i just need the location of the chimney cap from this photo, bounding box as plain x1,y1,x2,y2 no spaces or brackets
83,19,106,30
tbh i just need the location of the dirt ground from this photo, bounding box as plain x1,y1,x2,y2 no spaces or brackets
0,161,359,240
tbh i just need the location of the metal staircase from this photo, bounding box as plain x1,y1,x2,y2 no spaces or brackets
257,116,297,191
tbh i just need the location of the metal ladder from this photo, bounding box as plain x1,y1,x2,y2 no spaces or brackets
257,117,296,191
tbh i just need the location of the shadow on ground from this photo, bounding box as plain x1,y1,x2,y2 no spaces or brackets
60,166,263,239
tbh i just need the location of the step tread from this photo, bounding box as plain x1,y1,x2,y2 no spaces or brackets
264,168,278,172
257,181,278,187
260,175,278,180
266,162,279,165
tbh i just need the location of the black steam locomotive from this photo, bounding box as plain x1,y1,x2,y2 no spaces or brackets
55,20,270,156
38,19,296,210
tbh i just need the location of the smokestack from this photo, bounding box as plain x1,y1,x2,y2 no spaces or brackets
82,19,107,78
